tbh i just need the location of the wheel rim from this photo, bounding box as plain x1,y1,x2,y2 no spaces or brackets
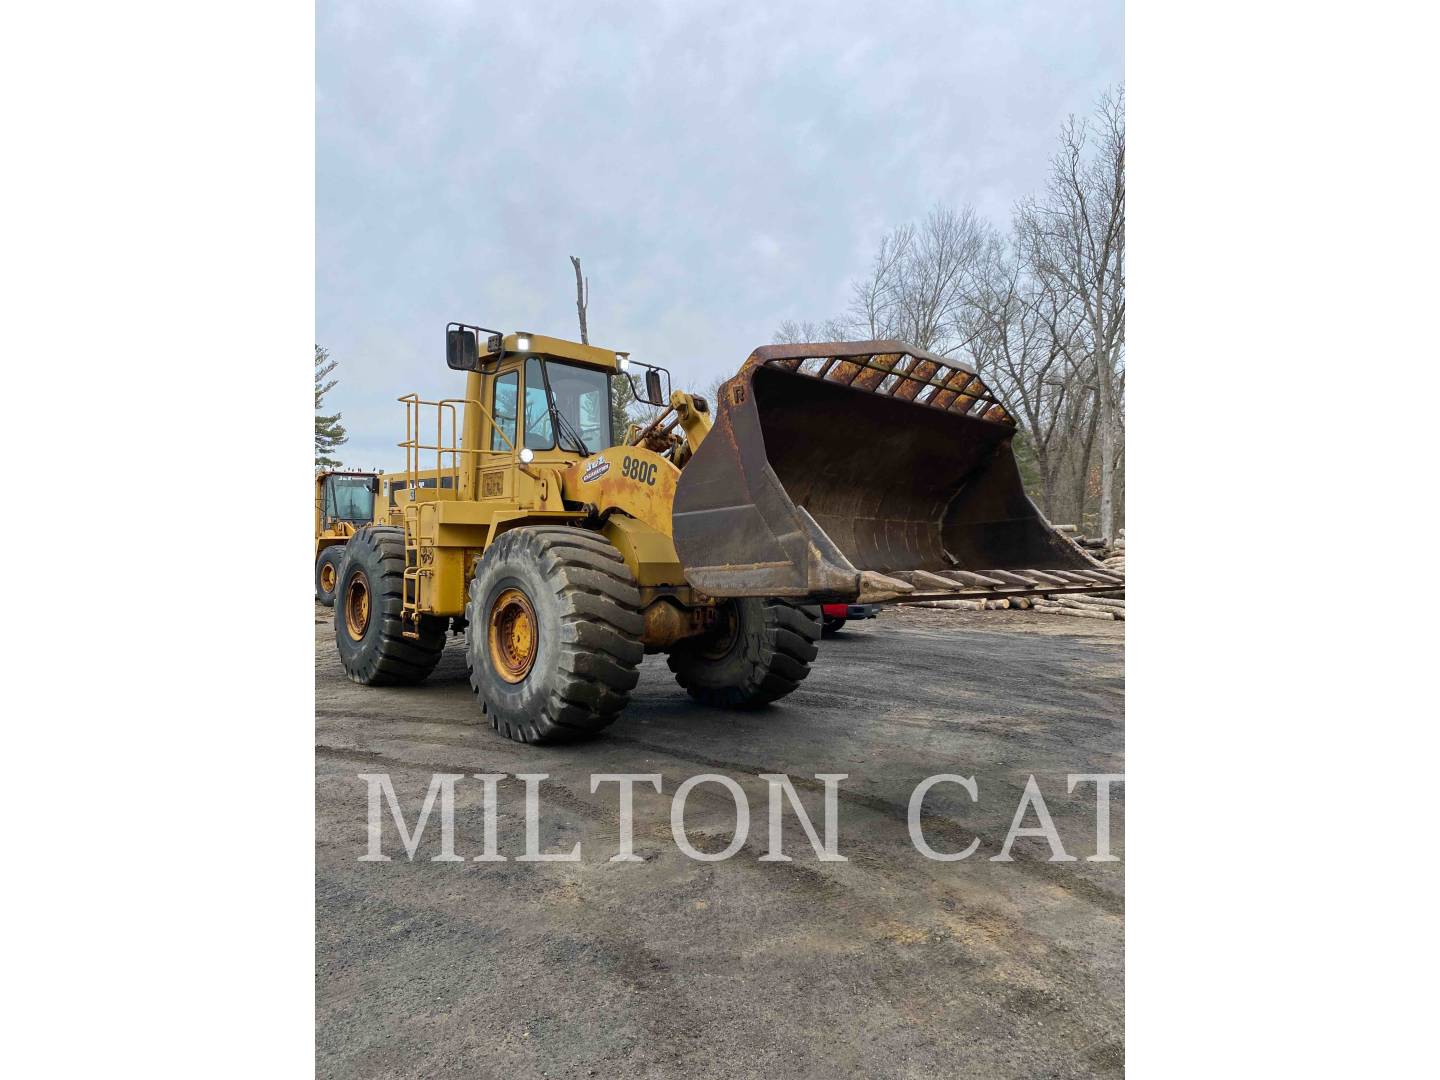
319,560,337,594
344,572,371,640
698,602,740,660
488,587,538,683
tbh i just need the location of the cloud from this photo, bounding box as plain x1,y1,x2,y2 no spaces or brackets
318,0,1122,469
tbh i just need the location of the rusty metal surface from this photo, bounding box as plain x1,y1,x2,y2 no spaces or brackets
672,341,1110,602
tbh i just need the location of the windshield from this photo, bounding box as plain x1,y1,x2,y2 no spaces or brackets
523,357,611,453
325,476,375,523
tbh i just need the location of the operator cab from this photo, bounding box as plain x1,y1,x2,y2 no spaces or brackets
319,472,378,529
446,325,673,460
489,355,612,456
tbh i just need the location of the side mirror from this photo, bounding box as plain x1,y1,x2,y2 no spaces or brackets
645,368,664,405
369,476,381,495
447,327,480,371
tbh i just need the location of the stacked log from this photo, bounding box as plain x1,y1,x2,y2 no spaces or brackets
1032,601,1116,620
1104,530,1126,569
1032,593,1125,621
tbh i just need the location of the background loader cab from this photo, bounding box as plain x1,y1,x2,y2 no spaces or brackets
313,470,380,606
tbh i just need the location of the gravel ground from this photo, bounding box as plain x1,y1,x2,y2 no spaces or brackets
316,603,1124,1078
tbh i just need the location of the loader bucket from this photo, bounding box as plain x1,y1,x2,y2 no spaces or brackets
672,342,1115,604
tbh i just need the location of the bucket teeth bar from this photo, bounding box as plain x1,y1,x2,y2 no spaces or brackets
858,568,1124,604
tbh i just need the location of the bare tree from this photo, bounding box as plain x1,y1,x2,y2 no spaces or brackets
844,225,912,340
775,204,992,354
1015,88,1125,539
569,255,589,345
772,317,851,344
963,243,1085,517
832,207,992,356
891,206,990,354
567,255,643,441
763,91,1124,533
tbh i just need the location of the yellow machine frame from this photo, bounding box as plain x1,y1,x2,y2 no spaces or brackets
393,332,712,644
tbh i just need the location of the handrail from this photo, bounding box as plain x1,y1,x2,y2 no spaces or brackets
395,393,517,500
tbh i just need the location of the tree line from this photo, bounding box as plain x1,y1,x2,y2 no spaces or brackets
775,88,1124,540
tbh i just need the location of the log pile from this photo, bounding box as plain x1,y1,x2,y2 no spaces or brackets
1064,524,1125,574
1043,525,1124,619
1031,593,1125,620
906,526,1126,621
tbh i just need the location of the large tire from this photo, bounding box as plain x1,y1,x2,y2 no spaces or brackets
668,598,820,708
315,544,345,606
466,526,643,744
334,526,446,686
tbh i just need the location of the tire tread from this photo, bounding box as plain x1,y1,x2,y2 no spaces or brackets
468,526,643,743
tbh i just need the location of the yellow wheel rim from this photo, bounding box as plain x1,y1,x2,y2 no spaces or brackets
319,560,337,594
488,587,538,683
699,603,740,660
344,572,370,640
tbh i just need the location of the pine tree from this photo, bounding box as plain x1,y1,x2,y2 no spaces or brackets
315,345,347,468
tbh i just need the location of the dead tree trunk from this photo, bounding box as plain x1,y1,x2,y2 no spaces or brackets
569,255,589,345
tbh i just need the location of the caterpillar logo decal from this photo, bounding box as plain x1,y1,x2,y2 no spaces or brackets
581,456,610,483
622,455,658,486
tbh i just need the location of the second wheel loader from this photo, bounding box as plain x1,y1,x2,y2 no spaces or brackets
332,326,1123,743
314,470,381,606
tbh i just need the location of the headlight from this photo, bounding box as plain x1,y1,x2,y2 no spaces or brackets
616,353,630,372
515,333,531,351
518,447,534,464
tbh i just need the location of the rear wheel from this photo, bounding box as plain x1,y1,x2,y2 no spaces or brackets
668,598,820,708
334,526,445,685
315,545,345,606
466,526,643,744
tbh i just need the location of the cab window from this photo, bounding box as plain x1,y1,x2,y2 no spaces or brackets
491,370,518,451
325,475,374,523
522,356,611,452
524,357,554,449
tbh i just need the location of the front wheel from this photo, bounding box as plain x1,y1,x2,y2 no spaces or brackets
466,526,644,744
668,599,820,708
334,526,446,686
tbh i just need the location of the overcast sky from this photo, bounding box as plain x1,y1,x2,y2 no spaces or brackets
318,0,1123,469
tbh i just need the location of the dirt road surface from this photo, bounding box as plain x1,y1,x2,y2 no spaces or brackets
316,605,1124,1079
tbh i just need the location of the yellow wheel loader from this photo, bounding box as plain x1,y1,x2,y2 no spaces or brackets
332,326,1122,743
314,470,381,606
